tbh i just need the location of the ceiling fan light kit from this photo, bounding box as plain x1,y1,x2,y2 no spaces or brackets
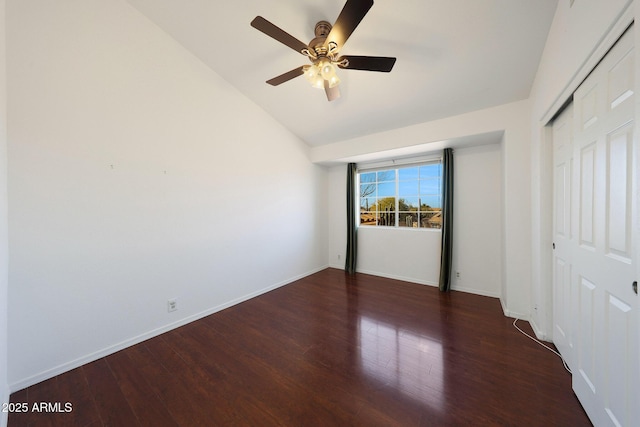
250,0,396,102
304,60,341,89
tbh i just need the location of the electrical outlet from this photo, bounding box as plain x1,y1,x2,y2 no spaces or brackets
167,299,177,312
456,271,461,279
338,254,341,260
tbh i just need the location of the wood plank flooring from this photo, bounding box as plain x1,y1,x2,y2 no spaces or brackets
9,268,591,426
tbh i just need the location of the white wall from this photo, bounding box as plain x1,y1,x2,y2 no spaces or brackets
451,143,502,297
327,165,347,268
323,101,528,312
6,0,328,389
356,227,443,286
0,0,9,425
328,143,502,297
528,0,634,337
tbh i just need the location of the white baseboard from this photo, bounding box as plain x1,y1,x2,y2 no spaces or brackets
353,268,504,301
500,297,529,321
528,317,550,342
450,285,500,299
9,264,329,392
355,268,438,287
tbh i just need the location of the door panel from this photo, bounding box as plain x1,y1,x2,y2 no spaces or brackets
604,292,632,427
552,103,574,366
577,275,596,393
605,124,632,260
608,48,634,109
579,85,599,130
579,143,597,248
569,25,638,426
554,258,569,343
555,164,567,236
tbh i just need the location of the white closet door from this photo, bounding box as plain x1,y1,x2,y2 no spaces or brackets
571,26,638,426
552,102,575,369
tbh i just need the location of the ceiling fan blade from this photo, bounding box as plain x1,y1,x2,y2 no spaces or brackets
266,66,305,86
338,55,396,72
251,16,309,54
324,0,374,51
324,81,341,102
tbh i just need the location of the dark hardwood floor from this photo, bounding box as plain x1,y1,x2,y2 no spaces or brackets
9,268,591,426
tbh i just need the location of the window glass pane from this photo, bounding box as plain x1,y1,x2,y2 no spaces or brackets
399,180,419,196
377,182,395,197
377,210,395,226
360,182,377,198
419,163,441,177
399,212,419,228
420,211,442,229
419,178,441,195
420,195,441,209
377,170,395,182
360,197,376,211
376,197,396,211
398,167,419,180
360,210,376,225
360,172,376,183
399,197,419,210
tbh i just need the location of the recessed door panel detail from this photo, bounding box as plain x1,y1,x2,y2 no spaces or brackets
578,277,596,394
580,85,599,130
606,124,632,261
580,144,596,248
608,49,634,110
604,293,631,427
554,258,568,340
555,164,567,236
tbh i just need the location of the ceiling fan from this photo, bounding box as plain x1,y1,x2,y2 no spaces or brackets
250,0,396,102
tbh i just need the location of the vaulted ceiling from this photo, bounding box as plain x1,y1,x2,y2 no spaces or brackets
126,0,558,147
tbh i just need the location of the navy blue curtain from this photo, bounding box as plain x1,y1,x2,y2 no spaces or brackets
439,149,454,291
345,163,357,274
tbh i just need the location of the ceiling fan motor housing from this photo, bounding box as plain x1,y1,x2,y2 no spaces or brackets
309,21,333,58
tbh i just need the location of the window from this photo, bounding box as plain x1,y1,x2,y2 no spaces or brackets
359,162,442,229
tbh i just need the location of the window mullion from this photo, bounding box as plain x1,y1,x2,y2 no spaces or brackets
417,168,421,229
395,169,399,227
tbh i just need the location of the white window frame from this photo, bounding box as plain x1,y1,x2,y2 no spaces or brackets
357,155,443,230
